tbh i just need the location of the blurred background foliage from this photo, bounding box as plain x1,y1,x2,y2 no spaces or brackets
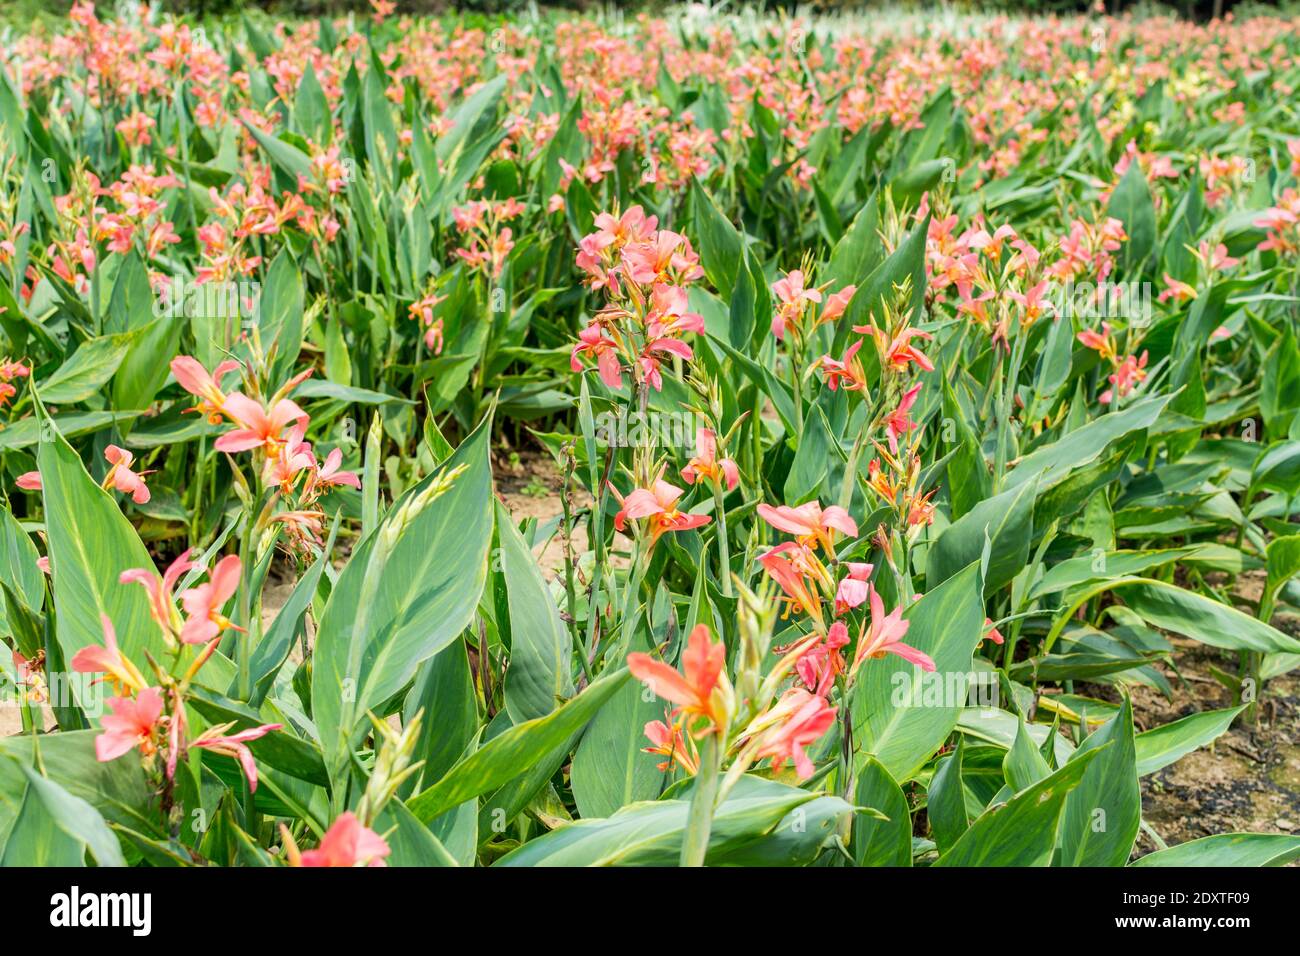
1,0,1297,28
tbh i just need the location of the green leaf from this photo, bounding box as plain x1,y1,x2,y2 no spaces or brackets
570,679,665,819
929,479,1036,594
36,407,158,705
1106,161,1156,272
498,501,573,723
0,763,125,866
1005,393,1173,491
1031,547,1200,600
1059,696,1140,867
690,178,743,297
374,798,458,867
311,415,493,786
926,739,969,856
39,334,135,404
1131,833,1300,867
495,775,830,866
1134,705,1243,776
1117,580,1300,654
0,730,161,839
934,744,1106,867
258,250,304,390
853,757,912,866
1003,715,1051,792
409,668,631,825
242,121,313,183
402,638,479,794
853,562,985,781
0,505,43,636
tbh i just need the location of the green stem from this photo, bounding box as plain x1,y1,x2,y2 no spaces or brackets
681,732,720,867
712,481,732,597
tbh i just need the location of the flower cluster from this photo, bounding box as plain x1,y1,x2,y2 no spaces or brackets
72,556,279,793
171,355,359,552
571,205,705,392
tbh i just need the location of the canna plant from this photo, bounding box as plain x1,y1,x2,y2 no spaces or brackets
0,3,1299,870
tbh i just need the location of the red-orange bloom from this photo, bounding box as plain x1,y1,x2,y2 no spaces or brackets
627,624,731,734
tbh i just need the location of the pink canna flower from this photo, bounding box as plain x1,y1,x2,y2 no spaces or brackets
120,549,195,638
215,394,309,454
982,617,1005,646
1157,273,1197,304
191,721,281,792
849,586,934,676
863,325,935,373
299,813,391,867
646,283,705,338
612,478,710,546
820,284,857,324
1007,280,1052,325
794,619,851,696
816,339,868,392
1199,242,1240,273
95,687,164,763
1076,322,1116,361
771,269,822,340
15,471,41,491
681,428,739,491
834,562,875,615
757,500,858,555
642,718,698,774
747,688,837,780
570,322,623,389
628,624,731,734
315,448,362,490
103,445,151,504
1100,351,1148,404
179,554,243,644
72,615,148,697
759,542,830,621
884,384,922,453
171,355,241,424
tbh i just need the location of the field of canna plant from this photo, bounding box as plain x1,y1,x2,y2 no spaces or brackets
0,1,1299,873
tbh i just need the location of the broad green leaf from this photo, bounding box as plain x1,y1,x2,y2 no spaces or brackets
0,764,125,866
934,745,1106,867
1134,706,1243,776
0,731,161,839
1003,715,1051,792
36,407,158,705
1059,696,1139,867
926,739,968,855
853,757,911,866
496,776,830,867
570,679,665,819
498,501,573,723
39,333,135,404
1031,547,1200,600
311,416,493,786
409,668,631,824
1005,393,1173,491
929,479,1036,593
1131,833,1300,867
1117,580,1300,654
853,562,985,781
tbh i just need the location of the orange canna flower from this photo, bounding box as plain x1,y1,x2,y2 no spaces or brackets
612,478,711,546
627,624,733,735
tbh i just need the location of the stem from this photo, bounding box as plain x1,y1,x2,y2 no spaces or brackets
992,329,1026,492
712,481,732,597
681,732,720,867
838,428,866,511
